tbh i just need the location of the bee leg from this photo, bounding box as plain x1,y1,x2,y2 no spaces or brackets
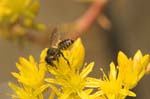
45,57,54,66
48,58,56,67
60,52,71,67
56,54,60,63
49,61,56,67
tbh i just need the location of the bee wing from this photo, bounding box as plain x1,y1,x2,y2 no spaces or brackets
57,23,79,40
49,27,61,47
49,23,78,47
49,27,71,47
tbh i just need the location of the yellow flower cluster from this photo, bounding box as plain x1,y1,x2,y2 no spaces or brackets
9,54,48,99
0,0,39,22
9,38,150,99
86,50,150,99
40,38,101,99
0,0,44,39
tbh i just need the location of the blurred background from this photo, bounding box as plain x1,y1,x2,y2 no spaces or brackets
0,0,150,98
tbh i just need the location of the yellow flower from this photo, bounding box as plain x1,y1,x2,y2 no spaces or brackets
45,62,101,99
49,69,103,99
42,38,100,99
86,50,149,99
0,0,39,22
0,1,12,19
11,55,47,89
117,50,150,89
8,82,49,99
8,50,49,99
0,0,41,39
86,63,136,99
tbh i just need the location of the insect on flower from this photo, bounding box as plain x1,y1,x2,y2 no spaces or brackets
45,28,75,67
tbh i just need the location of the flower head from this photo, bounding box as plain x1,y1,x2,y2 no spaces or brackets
86,50,150,99
86,63,136,99
0,0,39,22
11,55,46,89
0,0,42,39
45,62,96,99
8,82,49,99
43,38,100,99
9,50,48,99
117,50,150,89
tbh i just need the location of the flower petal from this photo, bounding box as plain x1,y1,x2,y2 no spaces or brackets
80,62,94,78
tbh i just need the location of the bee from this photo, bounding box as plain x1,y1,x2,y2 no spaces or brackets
45,28,74,67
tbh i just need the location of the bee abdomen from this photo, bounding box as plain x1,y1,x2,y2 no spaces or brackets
58,39,74,50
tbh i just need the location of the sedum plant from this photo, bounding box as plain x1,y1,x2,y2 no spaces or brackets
8,38,150,99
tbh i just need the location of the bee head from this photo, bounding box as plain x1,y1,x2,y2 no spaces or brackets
47,48,57,56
